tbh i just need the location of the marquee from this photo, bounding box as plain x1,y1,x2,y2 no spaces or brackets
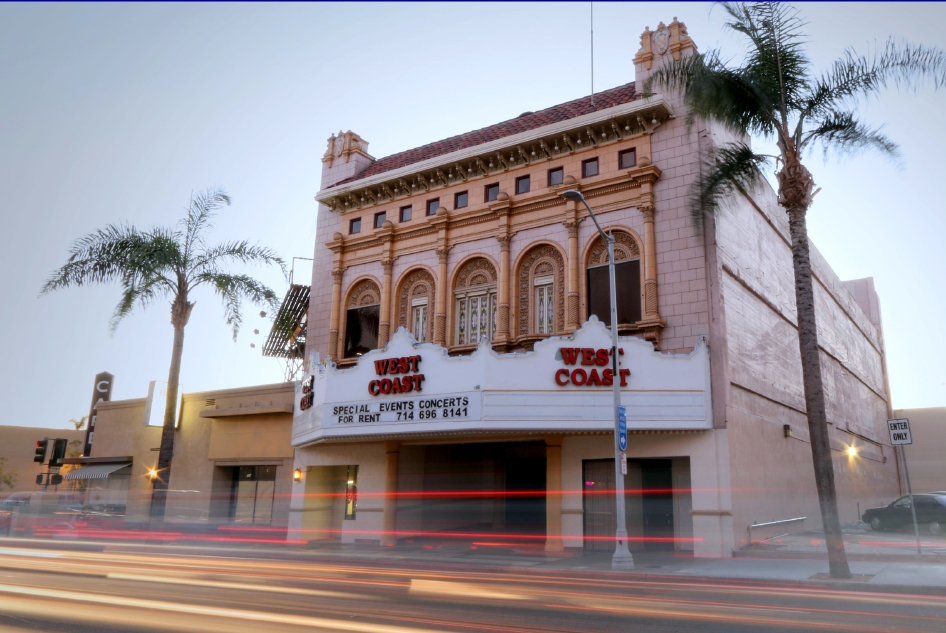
292,317,712,445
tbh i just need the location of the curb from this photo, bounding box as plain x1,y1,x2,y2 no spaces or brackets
734,549,946,564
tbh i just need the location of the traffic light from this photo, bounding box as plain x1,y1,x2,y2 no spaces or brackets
50,474,63,486
51,438,68,466
33,439,48,464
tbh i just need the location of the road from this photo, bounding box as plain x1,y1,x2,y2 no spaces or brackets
0,542,944,633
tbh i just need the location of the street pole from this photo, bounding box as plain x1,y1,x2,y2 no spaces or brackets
900,444,922,555
562,189,634,570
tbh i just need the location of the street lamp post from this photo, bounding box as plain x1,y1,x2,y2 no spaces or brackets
562,189,634,570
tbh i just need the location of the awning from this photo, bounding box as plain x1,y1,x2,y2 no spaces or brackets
64,463,131,480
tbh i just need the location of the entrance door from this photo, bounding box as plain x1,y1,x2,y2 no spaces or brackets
582,459,615,551
582,458,679,552
229,466,276,525
641,459,674,550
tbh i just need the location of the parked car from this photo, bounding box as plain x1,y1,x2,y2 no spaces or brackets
0,493,35,535
862,494,946,535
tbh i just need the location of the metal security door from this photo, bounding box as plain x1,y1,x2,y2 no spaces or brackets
582,459,615,551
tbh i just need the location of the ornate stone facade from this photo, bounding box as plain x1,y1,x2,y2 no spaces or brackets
397,268,435,341
347,278,381,308
517,245,566,337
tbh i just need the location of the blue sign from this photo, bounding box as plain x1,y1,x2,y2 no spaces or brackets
618,406,627,451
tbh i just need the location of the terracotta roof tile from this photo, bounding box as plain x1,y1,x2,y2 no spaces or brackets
333,82,638,187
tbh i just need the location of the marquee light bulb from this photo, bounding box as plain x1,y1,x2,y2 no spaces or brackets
846,446,858,457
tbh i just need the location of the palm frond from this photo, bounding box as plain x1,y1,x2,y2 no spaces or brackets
40,224,149,294
181,187,231,262
720,2,810,120
645,49,778,138
689,142,772,229
189,240,287,280
803,39,946,118
192,271,280,341
801,110,899,161
109,275,171,333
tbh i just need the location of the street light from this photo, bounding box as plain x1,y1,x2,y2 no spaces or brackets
561,189,634,570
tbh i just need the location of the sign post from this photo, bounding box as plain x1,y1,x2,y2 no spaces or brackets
888,418,920,555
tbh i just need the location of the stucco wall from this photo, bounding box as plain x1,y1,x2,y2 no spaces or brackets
90,399,159,523
88,382,294,527
712,173,899,538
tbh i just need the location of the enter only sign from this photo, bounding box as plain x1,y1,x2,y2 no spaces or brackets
887,418,913,445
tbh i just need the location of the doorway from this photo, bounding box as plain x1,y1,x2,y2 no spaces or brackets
416,441,546,538
302,465,358,541
229,465,276,525
582,458,683,551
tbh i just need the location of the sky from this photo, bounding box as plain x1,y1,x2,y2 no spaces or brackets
0,2,943,430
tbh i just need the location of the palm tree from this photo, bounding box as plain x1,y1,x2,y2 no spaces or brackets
41,188,285,521
645,2,946,578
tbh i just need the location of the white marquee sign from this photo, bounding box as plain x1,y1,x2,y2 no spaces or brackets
293,317,712,446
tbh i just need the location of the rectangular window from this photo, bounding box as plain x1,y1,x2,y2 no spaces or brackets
534,275,554,334
344,465,358,519
619,148,637,169
426,198,440,216
454,191,468,209
374,211,386,229
548,167,564,186
582,158,599,178
411,298,429,343
587,260,642,326
349,218,361,234
455,291,497,345
516,175,530,195
399,205,412,222
344,304,379,357
485,183,500,202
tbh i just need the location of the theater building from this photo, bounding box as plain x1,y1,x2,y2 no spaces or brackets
289,19,900,556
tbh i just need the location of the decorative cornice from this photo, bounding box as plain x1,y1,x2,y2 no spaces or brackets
316,97,675,211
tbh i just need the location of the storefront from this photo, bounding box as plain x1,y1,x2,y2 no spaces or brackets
289,319,724,554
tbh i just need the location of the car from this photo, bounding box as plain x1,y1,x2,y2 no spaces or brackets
0,493,34,535
862,494,946,535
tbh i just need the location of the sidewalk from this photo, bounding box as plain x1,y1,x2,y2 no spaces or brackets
5,528,946,595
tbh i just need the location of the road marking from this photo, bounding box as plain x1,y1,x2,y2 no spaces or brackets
410,579,527,601
0,582,454,633
0,548,61,559
728,605,812,614
107,572,362,599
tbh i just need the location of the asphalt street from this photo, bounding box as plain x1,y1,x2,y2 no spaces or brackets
0,543,944,633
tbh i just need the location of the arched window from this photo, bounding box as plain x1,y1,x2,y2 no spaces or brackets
396,268,435,343
586,231,641,326
344,279,381,357
517,245,565,337
453,258,498,345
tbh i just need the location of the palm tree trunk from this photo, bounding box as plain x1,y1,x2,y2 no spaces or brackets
785,205,852,580
149,322,186,523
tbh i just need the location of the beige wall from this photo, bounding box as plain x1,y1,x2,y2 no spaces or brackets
89,398,159,521
895,407,946,495
0,426,86,497
88,382,295,527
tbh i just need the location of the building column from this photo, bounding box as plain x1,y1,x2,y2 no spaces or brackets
328,268,343,360
564,219,580,331
496,235,512,344
379,258,394,347
434,246,450,346
545,435,564,552
641,204,659,320
381,440,400,547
